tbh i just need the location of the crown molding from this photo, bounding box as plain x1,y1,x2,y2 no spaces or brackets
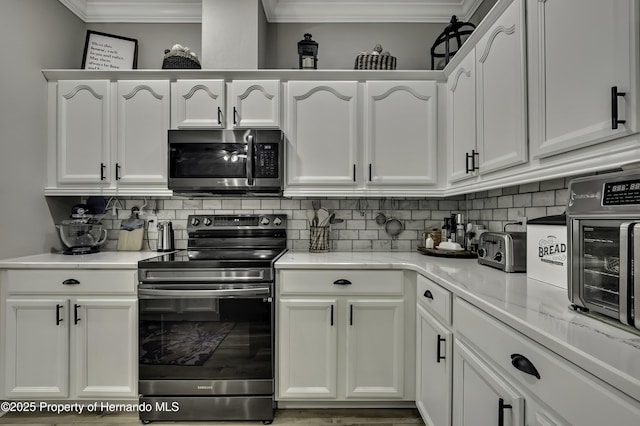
59,0,483,23
58,0,202,23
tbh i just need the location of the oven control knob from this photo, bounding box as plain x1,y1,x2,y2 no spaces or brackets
494,251,503,263
477,248,486,258
273,217,282,226
190,217,200,226
203,217,212,226
260,216,271,226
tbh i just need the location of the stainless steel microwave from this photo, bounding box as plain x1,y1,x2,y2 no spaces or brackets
168,129,284,195
567,169,640,333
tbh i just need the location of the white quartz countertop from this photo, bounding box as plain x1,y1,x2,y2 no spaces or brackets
0,251,162,269
276,251,640,404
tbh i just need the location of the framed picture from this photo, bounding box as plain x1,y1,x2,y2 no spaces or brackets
81,30,138,70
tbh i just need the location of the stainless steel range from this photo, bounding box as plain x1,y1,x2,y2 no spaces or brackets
137,214,287,423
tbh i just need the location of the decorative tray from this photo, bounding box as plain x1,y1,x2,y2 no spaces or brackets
417,246,478,258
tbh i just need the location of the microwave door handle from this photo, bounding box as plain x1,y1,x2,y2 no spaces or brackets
620,222,632,325
246,134,254,186
634,224,640,330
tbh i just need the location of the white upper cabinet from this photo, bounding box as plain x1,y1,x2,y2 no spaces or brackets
447,51,477,184
475,0,528,175
527,0,638,158
286,81,359,188
116,81,169,187
172,79,225,128
48,79,170,195
364,81,438,187
56,80,111,185
172,79,280,129
229,80,281,128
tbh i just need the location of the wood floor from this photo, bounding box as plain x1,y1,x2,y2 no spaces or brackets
0,408,424,425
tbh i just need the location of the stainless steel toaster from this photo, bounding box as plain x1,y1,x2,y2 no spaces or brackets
477,231,526,272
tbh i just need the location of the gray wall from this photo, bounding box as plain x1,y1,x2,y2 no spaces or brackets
0,0,85,259
87,23,201,69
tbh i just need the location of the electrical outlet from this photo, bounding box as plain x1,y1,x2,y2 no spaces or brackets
517,216,527,231
147,215,158,232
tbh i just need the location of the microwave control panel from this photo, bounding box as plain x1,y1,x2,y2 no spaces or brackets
255,143,279,178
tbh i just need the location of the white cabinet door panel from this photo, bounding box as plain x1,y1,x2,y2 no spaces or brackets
72,298,137,398
365,81,437,186
286,81,358,187
57,80,110,184
173,80,225,128
475,0,527,174
117,81,169,185
528,0,637,158
231,80,280,128
345,299,404,398
4,299,69,398
278,298,338,398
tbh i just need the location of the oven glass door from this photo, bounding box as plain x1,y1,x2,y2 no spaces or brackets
138,285,272,382
577,220,624,317
169,143,248,180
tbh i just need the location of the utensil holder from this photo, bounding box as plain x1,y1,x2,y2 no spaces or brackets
309,226,330,253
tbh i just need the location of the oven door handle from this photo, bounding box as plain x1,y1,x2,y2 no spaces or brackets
620,222,634,325
138,287,271,299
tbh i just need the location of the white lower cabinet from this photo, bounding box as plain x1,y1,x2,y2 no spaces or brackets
453,298,640,426
1,269,137,400
277,269,410,401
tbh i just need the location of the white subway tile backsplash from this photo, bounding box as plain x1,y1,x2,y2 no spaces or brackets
96,176,572,253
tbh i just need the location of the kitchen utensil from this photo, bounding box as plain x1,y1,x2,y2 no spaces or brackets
306,209,317,226
157,221,175,252
384,217,403,239
57,220,107,255
375,213,387,225
317,208,330,227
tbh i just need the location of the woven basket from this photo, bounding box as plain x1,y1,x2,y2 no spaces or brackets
354,54,397,70
162,49,201,69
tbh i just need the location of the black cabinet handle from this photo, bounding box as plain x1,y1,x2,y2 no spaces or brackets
436,334,446,363
510,353,541,379
62,278,80,286
465,152,473,173
330,304,334,326
233,107,238,125
333,279,352,285
217,106,222,125
100,163,106,181
368,164,372,181
350,304,353,325
353,164,356,182
74,304,81,324
611,86,626,129
472,149,479,171
56,304,63,325
498,398,512,426
115,163,121,180
423,289,433,299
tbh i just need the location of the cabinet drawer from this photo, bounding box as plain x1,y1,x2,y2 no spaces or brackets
5,269,136,294
279,270,403,295
416,274,451,326
454,299,640,425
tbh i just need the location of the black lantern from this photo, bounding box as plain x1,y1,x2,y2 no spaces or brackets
298,33,318,69
430,15,475,70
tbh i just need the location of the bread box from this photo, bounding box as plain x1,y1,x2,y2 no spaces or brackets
526,214,567,289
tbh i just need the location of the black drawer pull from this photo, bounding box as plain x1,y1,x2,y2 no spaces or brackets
436,334,446,363
498,398,512,426
333,279,352,285
510,353,541,379
62,278,80,285
423,289,433,299
56,304,63,325
330,304,334,326
74,304,81,324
